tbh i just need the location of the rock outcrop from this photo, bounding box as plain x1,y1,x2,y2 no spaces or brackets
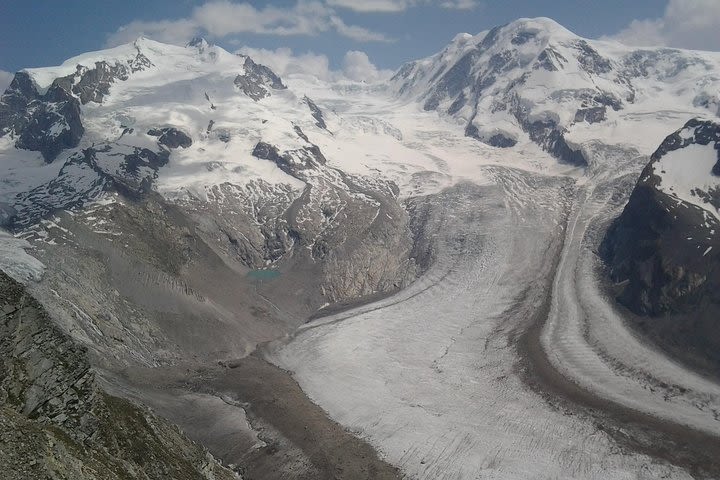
7,143,171,229
0,72,84,162
234,56,287,101
147,127,193,149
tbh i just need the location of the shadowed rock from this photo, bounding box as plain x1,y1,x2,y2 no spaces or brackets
0,73,84,162
148,127,192,149
252,141,326,178
234,57,286,101
304,96,327,130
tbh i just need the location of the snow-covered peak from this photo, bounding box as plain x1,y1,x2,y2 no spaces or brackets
503,16,576,37
186,36,210,49
20,37,245,94
478,16,578,50
392,17,586,99
391,17,720,166
0,35,320,228
451,32,473,43
647,119,720,220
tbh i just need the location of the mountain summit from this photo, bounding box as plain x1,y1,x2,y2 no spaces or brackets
392,17,720,166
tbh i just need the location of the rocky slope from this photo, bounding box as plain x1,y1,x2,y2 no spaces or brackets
601,119,720,373
0,270,237,480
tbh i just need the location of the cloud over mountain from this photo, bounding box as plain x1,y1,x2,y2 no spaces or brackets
608,0,720,51
106,0,392,47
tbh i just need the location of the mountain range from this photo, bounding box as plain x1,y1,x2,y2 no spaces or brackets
1,17,720,480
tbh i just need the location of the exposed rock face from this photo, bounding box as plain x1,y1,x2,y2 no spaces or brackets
0,72,84,162
148,127,193,149
7,143,171,229
93,144,171,196
252,141,326,177
0,271,236,480
524,119,586,166
9,149,107,228
60,54,152,105
234,56,287,101
247,138,417,303
304,96,328,130
600,119,720,372
574,106,606,124
465,123,517,148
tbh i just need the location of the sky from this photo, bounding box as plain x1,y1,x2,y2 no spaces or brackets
1,0,720,88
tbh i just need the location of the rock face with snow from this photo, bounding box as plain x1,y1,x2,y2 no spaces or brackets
0,45,154,163
234,55,287,101
147,127,193,149
304,96,328,130
391,17,720,166
601,119,720,371
0,72,84,162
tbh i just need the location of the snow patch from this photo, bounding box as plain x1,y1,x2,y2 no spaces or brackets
653,142,720,219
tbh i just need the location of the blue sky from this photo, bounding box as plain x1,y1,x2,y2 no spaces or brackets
1,0,719,79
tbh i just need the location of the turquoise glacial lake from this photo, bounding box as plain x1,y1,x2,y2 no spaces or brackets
247,269,282,281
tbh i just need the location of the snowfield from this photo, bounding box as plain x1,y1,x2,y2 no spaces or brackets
652,142,720,220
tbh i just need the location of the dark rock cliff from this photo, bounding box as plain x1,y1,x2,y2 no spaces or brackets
600,119,720,373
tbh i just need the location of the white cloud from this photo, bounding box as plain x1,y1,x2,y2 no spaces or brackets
236,46,391,83
439,0,479,9
608,0,720,51
329,16,392,42
326,0,416,12
237,46,333,80
342,50,393,82
326,0,480,12
0,70,14,94
106,0,392,47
